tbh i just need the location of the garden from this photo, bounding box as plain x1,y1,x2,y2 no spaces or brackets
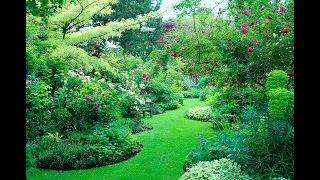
26,0,294,179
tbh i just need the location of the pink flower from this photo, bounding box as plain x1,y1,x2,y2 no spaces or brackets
166,46,170,49
253,39,259,45
215,17,218,21
281,6,286,13
243,10,249,15
242,28,247,34
248,47,253,52
142,73,147,79
51,106,56,109
92,105,99,110
283,28,289,34
201,29,206,34
223,82,228,86
53,98,59,102
221,99,225,102
250,21,255,26
268,15,272,20
181,47,185,50
286,23,290,26
258,75,263,80
207,80,211,83
219,8,221,11
170,52,177,57
242,23,248,28
181,78,184,82
152,59,157,63
214,62,218,66
234,88,238,92
180,67,185,71
210,59,213,63
172,27,176,31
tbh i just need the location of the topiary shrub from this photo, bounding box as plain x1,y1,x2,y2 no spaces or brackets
179,158,252,180
185,106,212,121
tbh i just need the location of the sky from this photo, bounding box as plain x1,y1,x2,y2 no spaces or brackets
160,0,228,21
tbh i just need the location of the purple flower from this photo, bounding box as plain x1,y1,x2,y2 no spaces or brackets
79,120,83,124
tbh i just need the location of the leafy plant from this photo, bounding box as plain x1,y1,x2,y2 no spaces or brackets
180,158,252,180
185,106,212,121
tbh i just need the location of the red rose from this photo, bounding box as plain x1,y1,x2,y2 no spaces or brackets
268,15,272,20
288,72,294,77
283,28,289,34
180,67,185,71
258,75,263,80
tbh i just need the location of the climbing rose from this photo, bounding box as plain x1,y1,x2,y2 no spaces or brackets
283,28,289,34
243,10,249,15
180,67,185,71
242,28,247,34
242,23,248,28
250,21,255,26
288,72,294,77
142,73,147,79
268,15,272,19
248,47,253,52
258,75,263,80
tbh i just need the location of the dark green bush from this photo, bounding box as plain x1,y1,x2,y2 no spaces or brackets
35,122,142,170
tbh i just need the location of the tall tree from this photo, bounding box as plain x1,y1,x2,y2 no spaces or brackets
92,0,164,61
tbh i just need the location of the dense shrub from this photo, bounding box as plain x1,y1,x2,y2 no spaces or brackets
183,130,252,173
185,106,212,121
26,143,39,176
35,122,142,170
180,158,252,180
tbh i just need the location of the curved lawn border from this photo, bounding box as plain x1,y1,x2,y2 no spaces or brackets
29,98,215,180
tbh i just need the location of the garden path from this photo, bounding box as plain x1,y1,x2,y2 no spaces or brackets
29,98,215,180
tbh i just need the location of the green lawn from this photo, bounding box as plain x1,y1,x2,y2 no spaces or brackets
29,98,215,180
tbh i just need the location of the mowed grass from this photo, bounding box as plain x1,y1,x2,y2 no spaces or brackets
29,98,215,180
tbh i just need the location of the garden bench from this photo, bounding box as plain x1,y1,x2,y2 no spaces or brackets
135,102,154,118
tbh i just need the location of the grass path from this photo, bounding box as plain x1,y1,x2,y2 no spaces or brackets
29,98,215,180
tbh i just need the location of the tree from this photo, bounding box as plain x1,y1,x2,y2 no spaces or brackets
92,0,165,61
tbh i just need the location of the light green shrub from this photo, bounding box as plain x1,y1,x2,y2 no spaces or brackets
179,158,252,180
185,106,212,121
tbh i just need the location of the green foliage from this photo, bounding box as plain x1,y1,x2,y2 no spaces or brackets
92,0,164,60
267,88,294,119
180,158,252,180
35,122,142,170
26,80,54,141
26,143,39,177
185,106,212,121
266,70,294,119
266,70,289,91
